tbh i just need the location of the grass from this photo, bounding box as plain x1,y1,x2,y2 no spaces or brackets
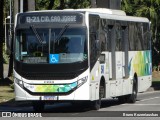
152,71,160,81
0,86,14,103
152,78,160,81
0,85,31,107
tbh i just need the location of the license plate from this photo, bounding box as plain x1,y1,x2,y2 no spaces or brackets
42,96,58,100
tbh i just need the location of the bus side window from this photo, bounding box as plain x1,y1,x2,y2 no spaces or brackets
89,15,100,68
108,25,114,52
128,23,135,51
100,19,108,52
143,23,150,50
115,24,122,51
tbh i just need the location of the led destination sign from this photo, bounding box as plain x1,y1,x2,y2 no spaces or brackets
26,16,77,23
19,13,83,24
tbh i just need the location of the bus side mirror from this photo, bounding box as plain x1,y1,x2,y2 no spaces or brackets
99,54,105,64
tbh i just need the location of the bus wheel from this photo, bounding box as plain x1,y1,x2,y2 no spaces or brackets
127,80,137,103
32,101,45,112
92,99,101,110
91,82,104,110
118,96,126,103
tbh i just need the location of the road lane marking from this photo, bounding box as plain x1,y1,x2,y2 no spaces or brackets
122,104,160,106
120,96,160,106
71,113,80,116
102,96,160,108
137,96,160,102
139,91,160,95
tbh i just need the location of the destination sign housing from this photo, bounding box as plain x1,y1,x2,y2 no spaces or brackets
18,12,83,24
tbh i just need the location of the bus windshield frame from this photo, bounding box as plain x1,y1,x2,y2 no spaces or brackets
15,25,88,64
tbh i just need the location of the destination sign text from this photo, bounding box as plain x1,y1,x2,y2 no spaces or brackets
19,13,83,24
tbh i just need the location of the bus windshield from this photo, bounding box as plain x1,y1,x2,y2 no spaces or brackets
15,27,88,64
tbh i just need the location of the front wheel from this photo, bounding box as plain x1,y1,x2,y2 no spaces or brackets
126,80,137,103
91,82,105,110
91,100,101,110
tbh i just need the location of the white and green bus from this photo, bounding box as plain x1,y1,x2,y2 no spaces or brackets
13,8,152,111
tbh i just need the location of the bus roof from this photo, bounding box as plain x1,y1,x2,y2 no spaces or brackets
25,8,126,16
19,8,149,23
99,14,149,23
76,8,149,23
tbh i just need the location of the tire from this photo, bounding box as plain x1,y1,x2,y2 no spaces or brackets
91,99,101,110
126,80,137,103
32,101,45,112
91,82,105,110
118,96,126,103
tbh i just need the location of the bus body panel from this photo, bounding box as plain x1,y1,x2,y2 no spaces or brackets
128,51,152,92
14,69,91,101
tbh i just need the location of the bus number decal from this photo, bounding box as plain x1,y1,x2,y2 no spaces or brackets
101,65,104,74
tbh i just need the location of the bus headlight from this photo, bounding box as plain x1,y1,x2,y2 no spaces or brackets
77,76,88,87
15,78,24,88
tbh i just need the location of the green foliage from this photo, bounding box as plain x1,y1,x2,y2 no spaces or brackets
153,66,158,71
4,0,10,17
10,83,14,90
121,0,134,15
3,43,9,64
67,0,91,9
35,0,91,10
121,0,160,66
121,0,160,29
35,0,50,10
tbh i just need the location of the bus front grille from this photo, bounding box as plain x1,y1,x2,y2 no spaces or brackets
21,72,78,80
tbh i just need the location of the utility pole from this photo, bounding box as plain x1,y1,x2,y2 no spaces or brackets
20,0,24,13
14,0,35,16
28,0,35,11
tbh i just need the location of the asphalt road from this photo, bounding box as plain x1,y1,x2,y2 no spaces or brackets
0,91,160,119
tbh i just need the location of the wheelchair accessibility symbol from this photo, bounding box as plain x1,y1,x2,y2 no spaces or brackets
49,54,59,64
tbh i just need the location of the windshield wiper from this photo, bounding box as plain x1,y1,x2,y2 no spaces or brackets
55,24,69,43
30,25,46,44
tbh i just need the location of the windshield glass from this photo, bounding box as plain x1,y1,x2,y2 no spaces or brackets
15,27,87,64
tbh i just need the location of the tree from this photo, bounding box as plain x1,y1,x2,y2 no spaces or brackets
133,0,160,42
121,0,135,15
47,0,55,10
36,0,54,10
35,0,91,10
121,0,160,66
57,0,65,9
4,0,10,18
0,0,4,80
66,0,91,9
